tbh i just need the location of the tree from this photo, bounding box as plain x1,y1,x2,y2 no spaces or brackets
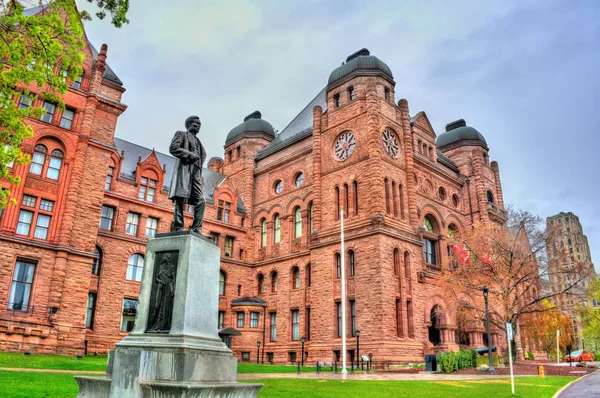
442,208,590,360
520,300,575,359
580,275,600,351
0,0,128,208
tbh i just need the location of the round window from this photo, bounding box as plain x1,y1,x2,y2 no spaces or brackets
382,128,400,158
452,194,460,208
274,180,283,194
295,173,304,187
334,131,356,161
438,187,447,201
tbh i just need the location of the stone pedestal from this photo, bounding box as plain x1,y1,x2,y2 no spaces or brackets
76,232,262,398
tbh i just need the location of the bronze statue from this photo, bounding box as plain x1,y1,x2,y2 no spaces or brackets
168,116,207,233
147,253,176,332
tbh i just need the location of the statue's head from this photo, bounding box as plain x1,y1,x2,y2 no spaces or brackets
185,116,201,134
162,253,172,263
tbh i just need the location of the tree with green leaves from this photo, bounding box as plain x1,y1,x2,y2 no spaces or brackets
580,275,600,351
0,0,128,209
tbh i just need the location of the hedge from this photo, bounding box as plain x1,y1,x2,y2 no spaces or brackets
438,349,478,373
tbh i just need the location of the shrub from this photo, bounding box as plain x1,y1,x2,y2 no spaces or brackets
438,349,478,373
527,352,534,360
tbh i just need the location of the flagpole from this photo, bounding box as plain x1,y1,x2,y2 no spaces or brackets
341,206,347,374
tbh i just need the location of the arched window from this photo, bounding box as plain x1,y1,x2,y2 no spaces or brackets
348,249,355,276
292,266,300,289
384,178,390,213
294,207,302,238
335,253,341,279
399,184,404,218
261,218,267,247
257,273,264,294
392,181,398,216
353,180,359,215
274,214,281,244
393,248,400,276
422,216,438,265
306,263,311,287
335,186,340,220
126,254,144,282
487,190,494,203
30,144,47,175
92,245,102,275
219,270,226,295
271,271,278,292
308,202,314,234
343,183,349,218
423,216,434,233
47,149,63,180
404,251,410,279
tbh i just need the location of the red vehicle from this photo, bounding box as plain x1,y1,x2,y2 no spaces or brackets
564,350,595,362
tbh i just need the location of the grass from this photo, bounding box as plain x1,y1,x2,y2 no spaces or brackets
238,363,333,373
0,352,108,371
0,370,575,398
241,377,577,397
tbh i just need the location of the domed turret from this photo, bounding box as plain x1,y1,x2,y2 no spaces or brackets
436,119,488,151
225,111,275,147
327,48,394,88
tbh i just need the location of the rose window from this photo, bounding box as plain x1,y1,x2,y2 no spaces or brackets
334,131,356,161
382,129,400,158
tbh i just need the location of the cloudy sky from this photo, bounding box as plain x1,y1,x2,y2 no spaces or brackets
79,0,600,271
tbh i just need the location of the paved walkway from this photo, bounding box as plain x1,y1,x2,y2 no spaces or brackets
238,372,528,381
556,369,600,398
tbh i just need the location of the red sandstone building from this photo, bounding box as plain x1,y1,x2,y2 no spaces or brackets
1,32,511,362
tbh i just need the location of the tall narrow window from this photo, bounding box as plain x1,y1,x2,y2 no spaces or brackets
126,254,144,282
60,108,75,129
9,260,35,311
92,246,102,275
384,87,390,100
30,144,47,175
16,209,34,236
258,274,264,294
399,184,405,218
335,253,341,279
334,93,340,108
46,150,63,180
294,207,302,238
270,312,277,341
393,249,400,276
237,312,245,328
146,217,159,238
392,181,398,216
336,302,342,338
350,300,356,336
105,166,115,190
396,299,403,337
40,101,56,123
422,216,438,265
121,299,138,332
271,271,278,292
348,86,355,101
217,200,232,222
335,186,341,220
353,180,358,215
292,267,300,289
219,271,226,295
218,311,225,329
343,183,349,218
85,293,97,329
487,190,494,203
384,178,390,213
291,310,299,341
99,205,115,230
306,307,311,340
274,214,281,243
348,250,355,277
224,236,234,257
250,312,259,328
404,251,411,281
309,202,314,233
261,218,267,247
126,213,140,236
407,300,414,337
138,177,157,202
34,213,51,239
306,263,311,287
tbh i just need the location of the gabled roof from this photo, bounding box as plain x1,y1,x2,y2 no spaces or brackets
255,88,327,161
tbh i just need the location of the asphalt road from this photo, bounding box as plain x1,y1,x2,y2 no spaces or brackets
558,370,600,398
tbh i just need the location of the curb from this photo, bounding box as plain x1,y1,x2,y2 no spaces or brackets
552,368,599,398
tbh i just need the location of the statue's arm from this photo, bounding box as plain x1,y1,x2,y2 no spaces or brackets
169,131,196,162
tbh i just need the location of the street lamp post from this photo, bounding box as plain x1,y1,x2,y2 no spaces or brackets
355,330,360,369
483,286,495,373
301,336,306,367
256,341,261,365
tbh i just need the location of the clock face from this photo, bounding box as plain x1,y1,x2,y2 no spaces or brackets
334,131,356,161
382,129,400,158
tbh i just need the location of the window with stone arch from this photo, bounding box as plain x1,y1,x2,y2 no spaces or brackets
29,144,47,175
404,251,411,280
335,186,340,220
422,215,439,266
126,253,144,282
292,266,300,289
306,263,311,287
308,201,314,234
105,160,116,191
219,270,226,295
29,139,66,180
47,149,64,180
487,190,495,203
271,271,278,293
294,206,302,238
393,248,400,276
348,249,355,277
92,245,102,276
138,170,159,202
260,218,267,247
273,213,281,244
257,273,264,294
217,194,233,223
335,252,341,279
353,180,359,215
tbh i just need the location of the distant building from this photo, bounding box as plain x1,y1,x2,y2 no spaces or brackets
546,212,596,345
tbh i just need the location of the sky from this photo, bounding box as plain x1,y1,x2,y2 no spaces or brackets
79,0,600,272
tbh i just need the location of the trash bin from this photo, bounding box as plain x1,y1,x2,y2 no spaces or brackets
425,354,437,372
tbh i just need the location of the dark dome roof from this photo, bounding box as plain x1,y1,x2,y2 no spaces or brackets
436,119,488,150
225,111,275,147
328,48,394,87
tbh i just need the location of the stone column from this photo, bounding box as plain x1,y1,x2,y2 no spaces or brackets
398,99,419,228
312,106,323,232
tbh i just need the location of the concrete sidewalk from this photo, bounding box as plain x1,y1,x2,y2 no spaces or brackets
555,369,600,398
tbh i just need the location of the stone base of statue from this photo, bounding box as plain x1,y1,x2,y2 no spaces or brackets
75,231,262,398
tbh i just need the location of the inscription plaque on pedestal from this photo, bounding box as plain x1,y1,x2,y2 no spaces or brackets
146,251,179,333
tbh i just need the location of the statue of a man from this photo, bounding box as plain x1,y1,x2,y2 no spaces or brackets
168,116,207,233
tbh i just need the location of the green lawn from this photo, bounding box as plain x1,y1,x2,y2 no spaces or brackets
0,370,575,398
238,363,334,373
0,352,107,371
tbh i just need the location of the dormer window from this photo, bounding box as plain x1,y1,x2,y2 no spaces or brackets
348,86,355,101
139,177,157,202
334,93,340,108
217,200,231,222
